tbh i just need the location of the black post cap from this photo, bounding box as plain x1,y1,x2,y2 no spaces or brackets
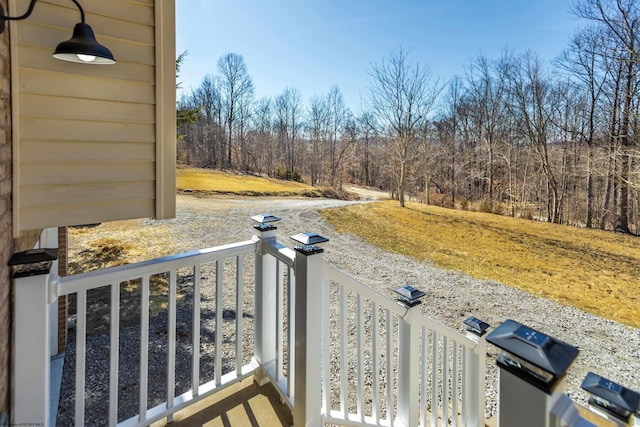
9,248,58,265
463,317,490,336
394,285,425,307
486,319,579,393
581,372,640,422
9,248,58,278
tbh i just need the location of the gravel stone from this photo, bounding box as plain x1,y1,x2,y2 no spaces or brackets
56,195,640,425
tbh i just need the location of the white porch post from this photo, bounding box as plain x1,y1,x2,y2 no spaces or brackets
40,228,60,356
292,244,324,427
10,249,58,427
396,294,423,427
486,320,579,427
253,222,278,385
464,329,487,427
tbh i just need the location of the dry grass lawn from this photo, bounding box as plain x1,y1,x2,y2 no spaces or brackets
68,220,175,274
70,168,639,329
177,167,329,197
321,200,640,328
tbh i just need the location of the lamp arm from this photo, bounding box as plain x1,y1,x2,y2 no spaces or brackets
0,0,87,33
1,0,85,23
70,0,85,23
0,0,39,22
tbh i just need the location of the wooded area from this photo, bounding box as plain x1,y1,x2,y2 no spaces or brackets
177,0,640,233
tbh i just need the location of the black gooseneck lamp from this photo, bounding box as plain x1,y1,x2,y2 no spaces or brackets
0,0,115,64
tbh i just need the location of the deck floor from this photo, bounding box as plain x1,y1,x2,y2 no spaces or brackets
152,378,292,427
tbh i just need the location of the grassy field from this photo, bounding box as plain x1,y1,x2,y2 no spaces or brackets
177,167,340,197
321,200,640,328
74,169,639,328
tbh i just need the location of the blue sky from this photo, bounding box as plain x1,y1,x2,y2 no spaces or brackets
176,1,583,111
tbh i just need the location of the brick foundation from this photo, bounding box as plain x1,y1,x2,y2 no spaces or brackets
57,227,68,354
0,0,11,414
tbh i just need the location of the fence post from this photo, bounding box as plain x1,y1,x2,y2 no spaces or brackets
486,320,579,427
252,216,279,385
40,228,61,357
579,372,639,427
292,241,325,427
462,317,489,427
9,248,58,427
395,286,425,427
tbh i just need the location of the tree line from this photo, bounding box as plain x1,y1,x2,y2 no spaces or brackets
178,0,640,233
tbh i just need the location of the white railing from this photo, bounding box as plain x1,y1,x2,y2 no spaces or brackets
254,228,297,406
321,264,487,427
55,240,258,427
12,223,490,427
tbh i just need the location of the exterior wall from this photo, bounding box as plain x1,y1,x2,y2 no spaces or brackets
0,0,11,415
0,0,40,413
1,0,175,417
11,0,175,234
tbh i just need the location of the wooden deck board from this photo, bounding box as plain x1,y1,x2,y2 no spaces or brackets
152,378,292,427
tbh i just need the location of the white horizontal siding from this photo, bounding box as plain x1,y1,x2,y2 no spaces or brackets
21,140,155,162
20,161,156,186
20,94,156,123
12,0,176,233
18,68,156,103
19,117,156,142
20,181,156,208
20,199,156,230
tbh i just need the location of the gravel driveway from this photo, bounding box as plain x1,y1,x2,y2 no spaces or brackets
57,194,640,425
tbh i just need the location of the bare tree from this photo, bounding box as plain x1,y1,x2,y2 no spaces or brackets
367,48,443,207
356,111,378,187
465,54,509,210
325,86,354,187
251,97,275,175
181,75,224,168
307,94,328,186
218,53,254,169
434,77,466,206
274,87,304,177
556,25,610,227
506,51,562,223
573,0,640,232
236,92,254,171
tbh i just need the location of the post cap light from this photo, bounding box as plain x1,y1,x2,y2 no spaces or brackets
8,248,58,278
251,213,281,231
486,319,579,394
250,213,282,223
290,232,328,255
463,317,490,337
394,285,425,307
290,232,329,245
581,372,640,423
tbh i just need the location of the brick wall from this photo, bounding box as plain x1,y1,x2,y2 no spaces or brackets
0,0,12,415
57,227,68,354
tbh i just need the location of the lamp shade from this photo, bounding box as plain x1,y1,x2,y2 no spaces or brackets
53,22,115,64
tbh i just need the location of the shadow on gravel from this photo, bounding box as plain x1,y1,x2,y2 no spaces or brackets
56,260,256,426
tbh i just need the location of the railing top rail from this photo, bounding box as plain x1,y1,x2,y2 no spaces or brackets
264,240,296,267
323,261,479,349
323,261,408,318
413,311,479,348
57,239,257,296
